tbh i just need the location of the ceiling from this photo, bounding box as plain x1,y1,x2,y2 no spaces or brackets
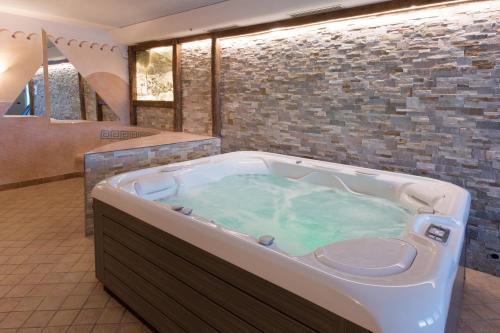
111,0,384,44
0,0,387,44
0,0,229,28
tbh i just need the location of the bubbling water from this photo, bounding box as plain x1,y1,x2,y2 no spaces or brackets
157,174,412,256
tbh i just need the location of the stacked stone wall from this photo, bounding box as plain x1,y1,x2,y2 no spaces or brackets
219,2,500,274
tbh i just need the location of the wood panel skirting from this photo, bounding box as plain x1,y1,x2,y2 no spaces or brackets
94,199,372,333
0,172,83,192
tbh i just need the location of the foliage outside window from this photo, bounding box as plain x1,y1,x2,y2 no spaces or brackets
136,46,173,102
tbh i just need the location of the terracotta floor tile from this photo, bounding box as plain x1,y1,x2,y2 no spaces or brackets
116,323,143,333
28,285,56,297
467,319,500,333
6,255,29,265
37,296,66,311
0,285,13,298
96,307,124,325
65,325,93,333
83,295,109,309
5,284,35,298
23,311,56,328
0,311,32,328
60,296,88,310
12,264,38,275
73,309,104,325
20,274,46,285
458,320,474,333
41,326,69,333
79,273,97,284
0,266,17,275
17,328,44,333
61,273,85,284
105,299,122,310
47,310,79,327
2,248,23,256
92,324,120,333
14,297,45,312
0,298,20,313
120,312,139,324
32,265,56,275
51,264,74,274
70,283,96,297
90,284,106,296
471,303,500,320
49,284,76,297
489,303,500,317
60,255,82,264
40,273,65,284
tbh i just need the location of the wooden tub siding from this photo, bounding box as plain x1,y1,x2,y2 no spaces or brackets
94,199,372,333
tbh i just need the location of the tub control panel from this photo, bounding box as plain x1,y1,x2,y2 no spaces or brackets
425,224,450,243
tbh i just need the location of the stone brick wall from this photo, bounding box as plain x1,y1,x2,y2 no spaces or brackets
181,40,213,135
102,105,119,122
134,41,213,135
29,63,119,121
136,106,174,130
219,2,500,275
84,137,221,235
47,62,81,120
83,79,119,122
83,79,98,121
32,67,45,116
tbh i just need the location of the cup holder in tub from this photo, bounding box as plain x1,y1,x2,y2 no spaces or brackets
315,237,417,277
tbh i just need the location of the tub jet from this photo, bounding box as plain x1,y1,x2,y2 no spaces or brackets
258,235,275,246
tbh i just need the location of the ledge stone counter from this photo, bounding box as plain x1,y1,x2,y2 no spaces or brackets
84,132,221,235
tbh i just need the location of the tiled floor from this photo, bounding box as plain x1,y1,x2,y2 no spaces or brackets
0,178,498,333
0,178,150,332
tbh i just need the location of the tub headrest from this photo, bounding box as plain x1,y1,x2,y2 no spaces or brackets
134,173,176,197
402,183,445,208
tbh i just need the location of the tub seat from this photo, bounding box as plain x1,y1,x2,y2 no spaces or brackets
315,237,417,277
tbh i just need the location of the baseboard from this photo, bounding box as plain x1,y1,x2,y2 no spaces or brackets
0,172,83,191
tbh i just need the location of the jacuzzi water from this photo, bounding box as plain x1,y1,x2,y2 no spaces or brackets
157,173,413,256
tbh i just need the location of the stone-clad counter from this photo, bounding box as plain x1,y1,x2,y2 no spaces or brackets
84,132,221,235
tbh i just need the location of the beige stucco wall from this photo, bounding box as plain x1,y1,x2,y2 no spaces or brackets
0,31,43,114
0,18,138,187
0,116,158,186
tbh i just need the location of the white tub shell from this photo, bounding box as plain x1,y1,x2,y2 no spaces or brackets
92,151,471,333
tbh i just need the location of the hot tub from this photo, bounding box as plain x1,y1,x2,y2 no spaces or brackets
92,151,470,333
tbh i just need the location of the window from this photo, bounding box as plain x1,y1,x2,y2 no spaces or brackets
135,46,173,102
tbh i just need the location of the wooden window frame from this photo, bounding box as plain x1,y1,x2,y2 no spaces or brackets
129,41,182,130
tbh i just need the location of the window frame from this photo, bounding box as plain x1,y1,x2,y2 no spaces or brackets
129,40,182,130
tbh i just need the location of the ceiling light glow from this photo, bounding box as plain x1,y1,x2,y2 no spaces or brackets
181,39,212,49
221,0,490,43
